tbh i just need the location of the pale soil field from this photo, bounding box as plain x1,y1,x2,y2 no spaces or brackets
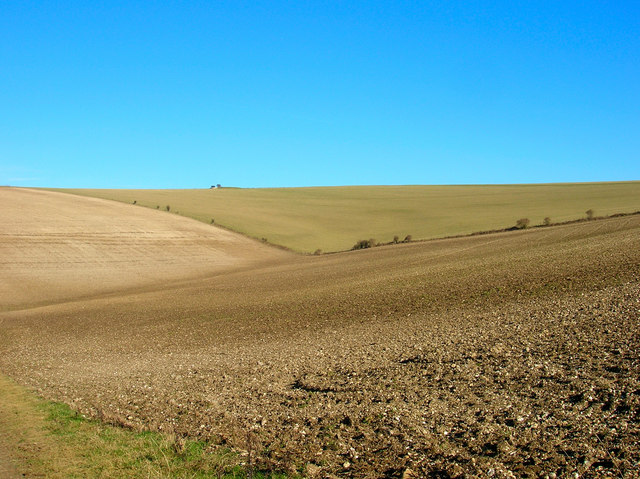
1,188,639,477
53,181,640,252
0,187,288,311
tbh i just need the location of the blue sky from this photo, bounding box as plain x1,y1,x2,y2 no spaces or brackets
1,1,638,188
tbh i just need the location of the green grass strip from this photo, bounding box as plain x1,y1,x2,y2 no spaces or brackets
0,373,287,478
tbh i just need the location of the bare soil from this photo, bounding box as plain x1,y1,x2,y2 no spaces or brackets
1,188,639,477
0,444,20,479
0,187,288,311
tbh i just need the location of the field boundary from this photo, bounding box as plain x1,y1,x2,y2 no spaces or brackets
0,372,286,478
324,210,640,254
403,210,640,245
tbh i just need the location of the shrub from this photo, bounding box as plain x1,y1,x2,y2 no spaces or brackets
314,249,322,255
543,217,551,226
165,205,170,212
586,209,594,220
403,235,412,243
352,239,376,250
352,240,368,250
393,235,399,244
156,205,159,209
516,218,530,229
210,218,215,224
133,200,137,205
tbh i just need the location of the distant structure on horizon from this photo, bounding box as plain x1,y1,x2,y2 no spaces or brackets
210,184,222,189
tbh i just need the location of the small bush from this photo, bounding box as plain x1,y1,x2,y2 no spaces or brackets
314,249,322,255
261,237,268,243
393,235,399,244
352,240,368,250
586,209,594,220
210,218,215,224
516,218,530,229
156,205,159,209
403,235,412,243
543,217,551,226
352,239,376,250
165,205,171,212
133,200,137,205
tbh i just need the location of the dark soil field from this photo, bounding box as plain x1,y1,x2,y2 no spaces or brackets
1,188,639,477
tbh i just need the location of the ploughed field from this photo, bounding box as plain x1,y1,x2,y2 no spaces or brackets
0,188,288,311
1,188,639,477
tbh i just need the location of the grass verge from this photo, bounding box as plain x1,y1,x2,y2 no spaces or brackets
0,373,285,478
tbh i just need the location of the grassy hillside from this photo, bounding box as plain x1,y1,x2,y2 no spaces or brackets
52,182,640,252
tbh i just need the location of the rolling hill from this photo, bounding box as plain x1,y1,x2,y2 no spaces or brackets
52,181,640,252
1,186,639,476
0,187,288,311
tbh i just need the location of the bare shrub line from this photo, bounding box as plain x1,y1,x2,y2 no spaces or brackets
344,210,640,254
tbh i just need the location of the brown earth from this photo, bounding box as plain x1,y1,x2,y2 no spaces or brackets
1,188,639,478
0,187,288,311
0,443,20,479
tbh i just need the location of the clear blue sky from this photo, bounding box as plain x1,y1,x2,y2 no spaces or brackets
1,1,638,188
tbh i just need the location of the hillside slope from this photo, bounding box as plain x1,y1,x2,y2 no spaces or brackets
54,181,640,252
1,209,639,476
0,188,289,310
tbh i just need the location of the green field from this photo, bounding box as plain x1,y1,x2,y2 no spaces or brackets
52,182,640,253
